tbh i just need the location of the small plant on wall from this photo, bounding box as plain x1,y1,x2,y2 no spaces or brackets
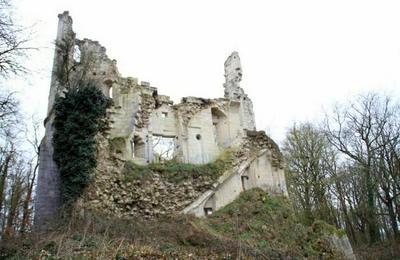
53,85,112,207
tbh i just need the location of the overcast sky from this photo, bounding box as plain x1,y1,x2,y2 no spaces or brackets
11,0,400,143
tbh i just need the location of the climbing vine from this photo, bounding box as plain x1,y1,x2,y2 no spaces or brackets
53,85,112,206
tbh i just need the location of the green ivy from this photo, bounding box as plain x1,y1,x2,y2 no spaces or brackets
53,85,112,206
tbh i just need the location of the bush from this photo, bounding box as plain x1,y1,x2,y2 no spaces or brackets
53,85,112,206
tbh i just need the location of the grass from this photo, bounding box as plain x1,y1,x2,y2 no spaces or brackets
0,213,240,259
1,188,350,259
202,188,345,259
122,149,235,183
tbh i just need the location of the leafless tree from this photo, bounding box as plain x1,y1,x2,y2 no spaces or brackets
283,122,337,225
20,116,40,233
0,0,33,77
324,93,384,243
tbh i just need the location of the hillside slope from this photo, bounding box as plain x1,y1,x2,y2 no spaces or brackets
1,189,350,259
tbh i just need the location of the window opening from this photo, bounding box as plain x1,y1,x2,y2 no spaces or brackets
204,207,213,216
132,136,146,159
73,44,81,62
153,135,175,162
241,175,249,191
108,86,113,98
130,140,135,158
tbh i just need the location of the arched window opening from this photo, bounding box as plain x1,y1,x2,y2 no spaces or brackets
73,44,81,63
108,86,113,99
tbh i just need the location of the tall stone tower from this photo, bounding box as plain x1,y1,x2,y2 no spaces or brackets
223,51,256,131
35,11,120,228
34,11,74,228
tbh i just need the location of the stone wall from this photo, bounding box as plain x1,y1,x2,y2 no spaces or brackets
35,11,286,227
84,134,233,218
84,129,287,219
183,130,287,217
33,124,60,227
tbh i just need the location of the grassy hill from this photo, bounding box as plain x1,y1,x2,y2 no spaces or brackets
1,189,346,259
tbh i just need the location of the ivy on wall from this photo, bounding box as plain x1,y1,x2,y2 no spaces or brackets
53,85,112,206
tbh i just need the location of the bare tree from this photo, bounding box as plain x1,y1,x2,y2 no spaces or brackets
323,93,399,243
3,159,24,239
283,123,336,225
0,0,33,77
19,116,40,233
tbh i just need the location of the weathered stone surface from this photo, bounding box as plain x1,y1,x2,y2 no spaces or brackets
35,11,286,228
84,135,221,219
183,130,287,217
34,11,356,259
33,130,60,228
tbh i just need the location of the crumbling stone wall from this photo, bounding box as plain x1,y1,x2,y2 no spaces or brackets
83,134,235,218
183,130,287,217
35,11,288,227
84,129,285,219
223,51,256,131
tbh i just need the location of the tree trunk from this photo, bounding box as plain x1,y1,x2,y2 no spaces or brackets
386,197,399,238
0,153,12,212
20,167,36,233
4,176,23,239
365,169,380,243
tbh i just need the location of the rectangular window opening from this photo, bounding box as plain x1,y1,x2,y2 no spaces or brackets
241,175,249,191
153,135,175,162
161,112,168,118
204,207,213,216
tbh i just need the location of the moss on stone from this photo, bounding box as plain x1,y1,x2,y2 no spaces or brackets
109,136,127,155
123,149,235,184
122,161,153,182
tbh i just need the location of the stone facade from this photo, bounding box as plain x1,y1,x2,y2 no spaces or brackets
35,11,287,225
108,54,256,165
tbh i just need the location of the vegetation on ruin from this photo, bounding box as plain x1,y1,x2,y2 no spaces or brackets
53,85,112,206
202,188,345,259
0,189,352,259
122,149,235,183
109,136,126,155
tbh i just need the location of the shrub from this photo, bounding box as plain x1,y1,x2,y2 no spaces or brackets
53,85,112,206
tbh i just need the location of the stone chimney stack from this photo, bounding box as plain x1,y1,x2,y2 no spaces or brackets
223,51,245,100
223,51,256,130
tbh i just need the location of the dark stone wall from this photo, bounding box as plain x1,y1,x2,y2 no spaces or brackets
34,11,72,229
33,131,60,228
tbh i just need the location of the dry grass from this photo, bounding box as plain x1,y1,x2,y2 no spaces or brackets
1,189,352,259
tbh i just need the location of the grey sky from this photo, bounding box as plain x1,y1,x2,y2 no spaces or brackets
11,0,400,143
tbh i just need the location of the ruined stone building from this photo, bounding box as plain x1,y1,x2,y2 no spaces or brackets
34,11,288,226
